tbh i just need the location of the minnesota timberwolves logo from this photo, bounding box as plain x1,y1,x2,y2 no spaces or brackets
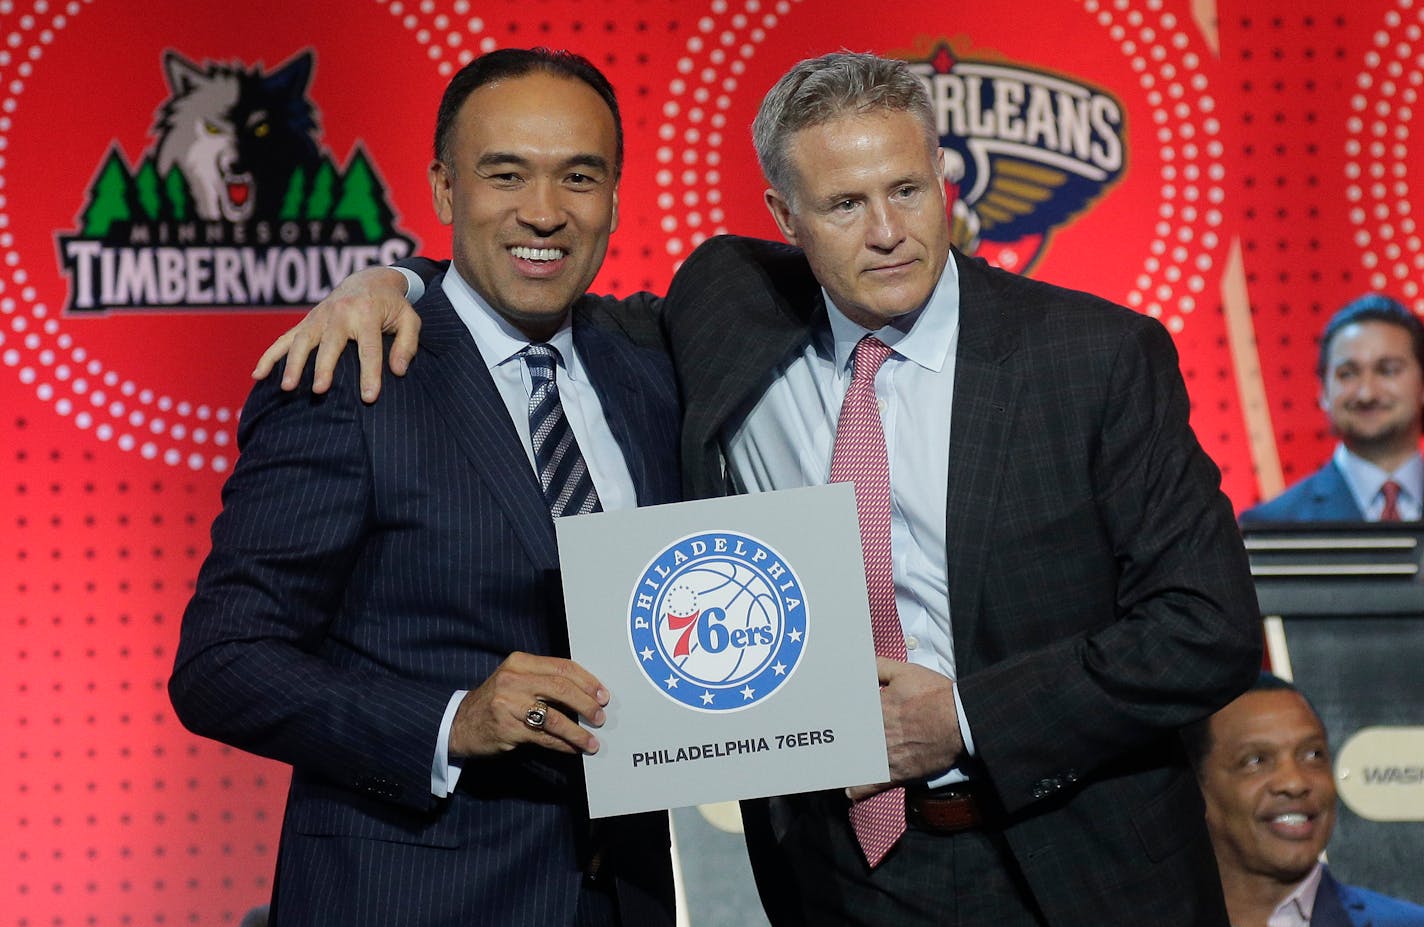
629,532,807,712
57,49,414,313
910,42,1127,272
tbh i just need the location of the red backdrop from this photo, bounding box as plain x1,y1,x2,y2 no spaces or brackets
4,0,1418,922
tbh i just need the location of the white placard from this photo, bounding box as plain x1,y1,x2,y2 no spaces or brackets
556,484,890,818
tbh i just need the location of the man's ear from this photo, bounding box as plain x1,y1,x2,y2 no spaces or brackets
429,160,454,226
764,187,798,245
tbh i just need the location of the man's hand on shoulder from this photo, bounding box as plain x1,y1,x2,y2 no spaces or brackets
251,265,421,403
450,652,611,758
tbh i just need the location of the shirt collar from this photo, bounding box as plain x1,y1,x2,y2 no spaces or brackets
1269,861,1324,927
825,252,960,375
1333,443,1424,502
441,269,580,380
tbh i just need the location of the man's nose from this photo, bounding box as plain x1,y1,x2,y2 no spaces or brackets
517,181,566,235
865,199,906,252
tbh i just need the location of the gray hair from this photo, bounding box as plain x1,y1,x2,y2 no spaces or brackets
751,51,937,204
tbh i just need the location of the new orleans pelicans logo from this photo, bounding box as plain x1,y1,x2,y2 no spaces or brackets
629,531,807,712
910,42,1127,272
57,49,414,313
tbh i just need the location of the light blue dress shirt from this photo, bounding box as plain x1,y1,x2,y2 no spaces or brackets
724,258,976,786
1334,444,1424,520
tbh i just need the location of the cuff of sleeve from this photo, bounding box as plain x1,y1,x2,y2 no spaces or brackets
393,265,426,304
922,680,975,789
430,689,467,797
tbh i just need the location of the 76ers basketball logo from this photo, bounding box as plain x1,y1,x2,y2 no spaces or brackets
629,531,807,712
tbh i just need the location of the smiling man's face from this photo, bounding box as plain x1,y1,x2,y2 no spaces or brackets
1199,689,1336,888
429,70,619,341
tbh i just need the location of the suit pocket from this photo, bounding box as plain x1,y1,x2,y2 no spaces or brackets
1131,768,1206,863
284,780,462,849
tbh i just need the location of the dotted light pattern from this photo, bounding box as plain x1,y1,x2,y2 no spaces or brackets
1345,0,1424,305
1085,0,1226,334
655,0,1226,336
0,0,487,476
652,0,758,259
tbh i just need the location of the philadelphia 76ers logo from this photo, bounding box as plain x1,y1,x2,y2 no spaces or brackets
628,531,807,712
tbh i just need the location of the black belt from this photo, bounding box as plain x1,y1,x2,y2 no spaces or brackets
904,784,986,834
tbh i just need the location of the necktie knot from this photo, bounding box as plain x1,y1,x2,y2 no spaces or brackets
851,336,894,385
521,342,561,382
1381,479,1403,521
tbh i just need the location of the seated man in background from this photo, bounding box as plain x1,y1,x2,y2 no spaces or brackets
1184,673,1424,926
1241,295,1424,524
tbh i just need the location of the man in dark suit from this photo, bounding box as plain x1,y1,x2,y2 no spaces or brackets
1184,673,1424,926
170,50,677,926
259,51,1260,927
1241,294,1424,524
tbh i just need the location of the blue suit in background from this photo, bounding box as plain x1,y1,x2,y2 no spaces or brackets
1313,866,1424,927
1239,461,1366,525
171,279,679,926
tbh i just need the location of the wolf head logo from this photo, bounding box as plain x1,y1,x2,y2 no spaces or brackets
153,50,319,223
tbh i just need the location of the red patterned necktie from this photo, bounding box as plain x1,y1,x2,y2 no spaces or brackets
829,335,907,868
1380,479,1402,522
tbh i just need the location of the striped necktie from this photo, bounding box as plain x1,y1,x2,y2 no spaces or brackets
520,343,602,518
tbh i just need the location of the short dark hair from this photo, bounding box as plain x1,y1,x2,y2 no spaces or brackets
1182,672,1318,775
432,47,623,176
1317,293,1424,380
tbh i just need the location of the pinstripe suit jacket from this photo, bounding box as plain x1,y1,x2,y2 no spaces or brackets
660,235,1262,927
171,278,679,926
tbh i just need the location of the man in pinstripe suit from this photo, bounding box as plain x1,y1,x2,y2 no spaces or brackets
260,52,1261,927
171,50,677,926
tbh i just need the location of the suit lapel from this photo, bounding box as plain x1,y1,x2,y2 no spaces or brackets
574,319,666,504
1310,460,1367,520
944,251,1022,665
410,280,558,570
1311,867,1358,927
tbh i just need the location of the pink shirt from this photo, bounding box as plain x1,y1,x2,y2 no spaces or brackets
1267,862,1324,927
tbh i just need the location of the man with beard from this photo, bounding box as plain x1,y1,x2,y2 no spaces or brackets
1185,674,1424,926
1241,295,1424,524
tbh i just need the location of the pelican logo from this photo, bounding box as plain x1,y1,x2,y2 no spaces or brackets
57,49,414,313
910,42,1127,272
628,531,807,713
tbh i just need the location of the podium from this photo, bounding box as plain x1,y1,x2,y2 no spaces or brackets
1244,523,1424,902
